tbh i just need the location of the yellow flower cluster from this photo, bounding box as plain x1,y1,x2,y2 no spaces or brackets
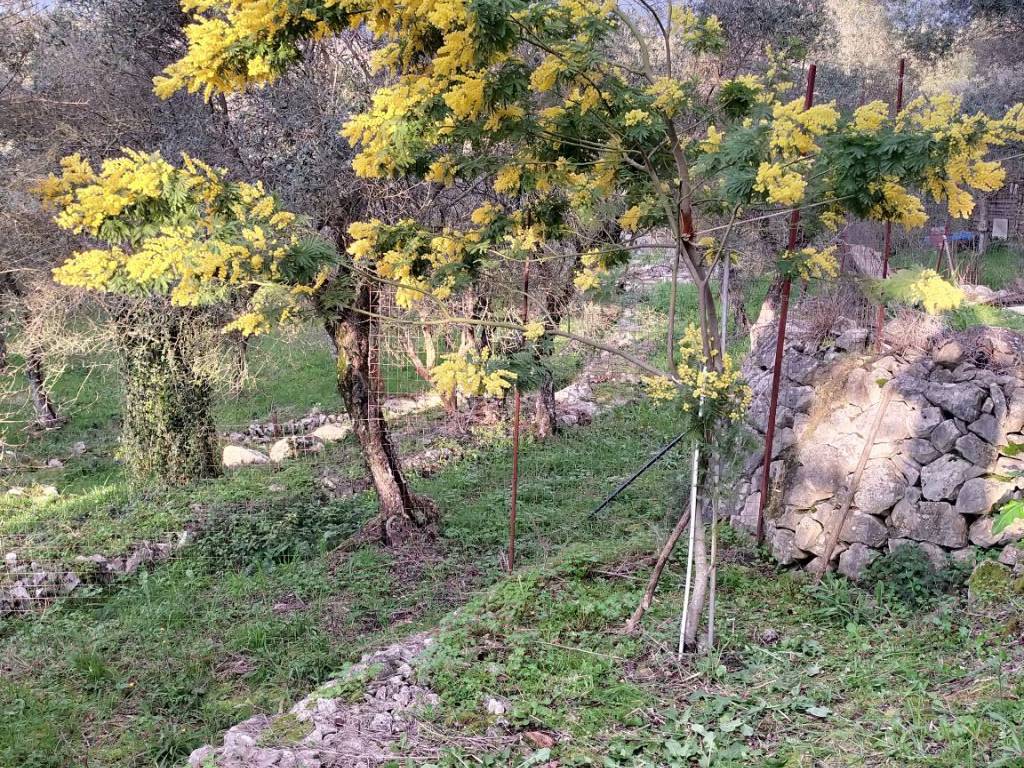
665,324,751,421
348,219,468,308
770,99,839,158
899,94,1012,219
431,348,516,398
573,250,608,292
868,179,928,229
493,165,522,194
782,246,839,281
523,321,546,341
618,204,646,231
153,0,346,100
530,56,563,93
646,77,686,117
852,100,888,133
700,125,723,152
623,109,652,127
754,162,806,206
43,150,320,331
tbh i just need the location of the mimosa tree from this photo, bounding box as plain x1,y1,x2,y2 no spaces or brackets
154,0,1024,645
39,149,336,484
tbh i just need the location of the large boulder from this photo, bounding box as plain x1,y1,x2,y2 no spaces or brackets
838,543,880,580
311,423,352,443
222,445,270,468
890,498,967,548
853,460,906,515
269,436,324,463
968,513,1024,547
919,455,981,501
923,382,986,422
955,477,1014,517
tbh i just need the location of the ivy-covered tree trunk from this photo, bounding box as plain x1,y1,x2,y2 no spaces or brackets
115,303,220,485
325,283,435,541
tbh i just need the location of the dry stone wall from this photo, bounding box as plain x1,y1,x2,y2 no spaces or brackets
734,330,1024,579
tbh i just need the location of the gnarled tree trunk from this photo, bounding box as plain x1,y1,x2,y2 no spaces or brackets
325,283,435,542
116,302,220,485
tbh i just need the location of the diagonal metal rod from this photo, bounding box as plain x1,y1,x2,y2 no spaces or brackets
588,432,686,518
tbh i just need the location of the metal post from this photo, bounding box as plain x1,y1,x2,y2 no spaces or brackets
874,58,906,351
508,259,530,572
755,64,816,544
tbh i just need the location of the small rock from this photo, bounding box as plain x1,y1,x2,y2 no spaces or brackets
835,328,870,352
853,460,906,515
968,414,1003,446
954,433,997,468
46,458,64,469
485,697,507,716
269,436,324,463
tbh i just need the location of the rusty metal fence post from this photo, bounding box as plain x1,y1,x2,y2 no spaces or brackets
755,63,817,543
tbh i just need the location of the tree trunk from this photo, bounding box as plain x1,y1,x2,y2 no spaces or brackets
116,303,220,485
325,283,435,541
533,368,557,439
25,349,61,429
2,275,62,428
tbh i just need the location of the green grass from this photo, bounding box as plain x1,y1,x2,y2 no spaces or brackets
0,401,688,768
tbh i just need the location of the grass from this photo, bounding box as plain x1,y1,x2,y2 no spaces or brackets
0,401,688,768
3,263,1024,767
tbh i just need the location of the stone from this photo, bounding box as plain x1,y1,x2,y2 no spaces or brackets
783,354,819,385
955,477,1014,517
968,414,1002,446
999,544,1023,568
311,423,351,443
924,382,986,422
838,543,880,580
835,328,870,352
968,513,1024,547
794,515,825,554
787,462,842,509
954,433,998,468
890,499,967,548
46,457,64,468
908,406,943,438
933,339,965,366
929,419,962,452
889,538,949,570
1006,388,1024,434
841,511,888,548
844,367,878,408
223,445,271,468
919,455,981,501
853,460,906,515
854,399,918,443
890,454,920,486
485,697,507,716
269,436,324,463
734,493,760,533
902,438,939,465
770,527,807,565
